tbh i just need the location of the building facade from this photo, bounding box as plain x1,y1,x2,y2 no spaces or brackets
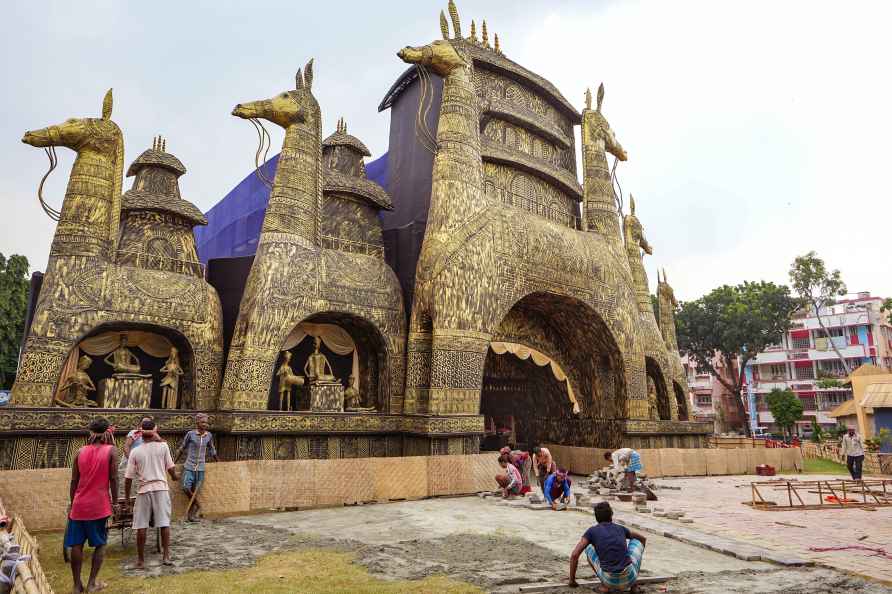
748,292,892,433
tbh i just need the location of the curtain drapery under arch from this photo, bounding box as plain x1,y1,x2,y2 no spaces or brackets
56,330,176,399
282,322,360,390
490,341,580,413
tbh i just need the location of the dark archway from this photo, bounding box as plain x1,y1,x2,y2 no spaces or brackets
673,381,689,421
271,312,389,412
645,357,671,420
65,322,195,409
481,291,626,449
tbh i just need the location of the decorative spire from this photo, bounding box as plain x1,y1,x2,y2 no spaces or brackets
359,160,367,178
102,88,113,120
482,20,489,47
470,19,477,42
596,82,605,112
161,138,166,152
585,88,592,110
629,194,636,215
448,0,461,38
440,10,449,39
295,67,303,89
662,268,668,283
494,33,500,53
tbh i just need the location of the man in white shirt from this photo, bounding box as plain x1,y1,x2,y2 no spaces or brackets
124,419,178,569
840,428,865,480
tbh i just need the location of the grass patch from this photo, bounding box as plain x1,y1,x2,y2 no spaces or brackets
37,531,481,594
802,457,849,475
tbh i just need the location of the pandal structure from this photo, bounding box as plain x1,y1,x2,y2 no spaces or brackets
5,1,711,469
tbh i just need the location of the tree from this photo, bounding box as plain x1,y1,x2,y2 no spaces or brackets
789,251,849,374
766,388,803,439
0,254,30,389
676,281,798,436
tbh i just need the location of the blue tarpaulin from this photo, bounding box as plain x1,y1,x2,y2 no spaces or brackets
195,152,389,263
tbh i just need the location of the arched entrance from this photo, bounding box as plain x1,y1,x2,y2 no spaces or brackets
480,292,626,450
59,323,194,409
645,357,671,420
271,312,389,412
673,381,689,421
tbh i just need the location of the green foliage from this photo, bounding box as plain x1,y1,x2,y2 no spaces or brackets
676,281,798,436
765,388,804,437
882,298,892,326
809,418,824,443
789,251,847,311
0,254,30,389
816,378,843,389
826,423,848,440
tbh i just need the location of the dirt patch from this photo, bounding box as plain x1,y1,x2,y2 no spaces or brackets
120,519,299,577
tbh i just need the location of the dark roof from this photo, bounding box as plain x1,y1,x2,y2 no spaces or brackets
378,43,581,123
322,131,371,157
323,168,392,210
127,149,187,177
121,189,208,226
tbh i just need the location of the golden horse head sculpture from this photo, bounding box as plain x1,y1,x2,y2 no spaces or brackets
21,89,124,250
584,83,627,162
22,89,121,152
397,0,471,77
232,58,319,129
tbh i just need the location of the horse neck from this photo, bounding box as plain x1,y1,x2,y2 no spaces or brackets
51,144,121,261
581,121,621,242
428,65,486,234
262,112,322,247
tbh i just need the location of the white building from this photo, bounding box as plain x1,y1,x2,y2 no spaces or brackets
747,292,892,433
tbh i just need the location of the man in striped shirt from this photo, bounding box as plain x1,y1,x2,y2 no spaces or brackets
174,413,217,522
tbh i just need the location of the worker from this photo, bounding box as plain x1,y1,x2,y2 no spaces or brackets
568,501,647,592
495,456,523,498
532,446,556,494
500,446,532,494
543,468,571,510
604,448,642,492
840,427,865,480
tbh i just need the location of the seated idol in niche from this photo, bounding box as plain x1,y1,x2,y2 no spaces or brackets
304,336,336,384
105,334,141,375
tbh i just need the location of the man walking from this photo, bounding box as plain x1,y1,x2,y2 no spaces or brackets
124,419,178,569
841,427,865,480
174,413,217,522
66,418,118,593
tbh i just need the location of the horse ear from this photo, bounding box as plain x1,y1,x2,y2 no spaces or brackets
295,68,304,89
304,58,314,90
596,83,604,112
102,88,113,120
440,10,449,39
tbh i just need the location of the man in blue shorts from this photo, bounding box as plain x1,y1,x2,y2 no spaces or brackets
174,413,217,521
568,501,647,592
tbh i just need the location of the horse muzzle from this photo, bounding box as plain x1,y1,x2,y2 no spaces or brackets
22,128,54,147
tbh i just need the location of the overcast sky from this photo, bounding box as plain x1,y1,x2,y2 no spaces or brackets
2,1,890,302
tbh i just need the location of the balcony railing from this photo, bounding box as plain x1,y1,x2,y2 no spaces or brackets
117,251,204,277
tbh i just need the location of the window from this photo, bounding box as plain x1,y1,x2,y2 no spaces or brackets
696,395,712,406
765,364,786,380
795,365,815,380
827,327,844,338
791,335,810,349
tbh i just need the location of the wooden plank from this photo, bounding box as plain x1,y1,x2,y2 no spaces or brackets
518,576,672,593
